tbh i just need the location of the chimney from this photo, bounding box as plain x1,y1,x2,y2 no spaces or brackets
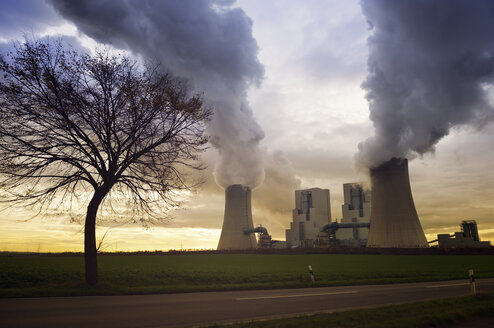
217,184,257,250
367,158,428,248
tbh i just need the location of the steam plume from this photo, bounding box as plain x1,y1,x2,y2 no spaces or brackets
357,0,494,169
50,0,265,188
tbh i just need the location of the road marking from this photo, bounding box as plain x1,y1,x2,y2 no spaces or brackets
236,291,357,301
426,283,469,288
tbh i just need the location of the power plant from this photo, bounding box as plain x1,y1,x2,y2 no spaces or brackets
432,220,491,248
366,158,428,248
217,184,257,250
216,161,490,250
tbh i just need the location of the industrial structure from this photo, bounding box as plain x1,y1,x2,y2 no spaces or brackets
244,226,273,248
217,184,257,250
216,165,489,251
316,221,371,247
335,183,371,247
433,220,491,248
366,158,428,248
285,188,331,247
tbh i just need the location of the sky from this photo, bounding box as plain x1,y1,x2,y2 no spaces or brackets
0,0,493,252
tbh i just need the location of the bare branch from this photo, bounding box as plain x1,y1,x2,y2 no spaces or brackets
0,38,210,227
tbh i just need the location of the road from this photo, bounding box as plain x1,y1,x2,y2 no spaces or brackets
1,278,494,328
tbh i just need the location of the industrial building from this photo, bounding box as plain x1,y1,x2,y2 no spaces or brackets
216,163,490,251
217,184,257,250
366,158,428,248
435,220,491,248
335,183,371,247
285,188,331,247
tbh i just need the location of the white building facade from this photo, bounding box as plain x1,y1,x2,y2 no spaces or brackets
286,188,331,247
335,183,371,247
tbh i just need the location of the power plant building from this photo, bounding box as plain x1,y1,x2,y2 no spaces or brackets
436,220,491,248
217,184,257,250
366,158,428,248
286,188,331,247
335,183,371,247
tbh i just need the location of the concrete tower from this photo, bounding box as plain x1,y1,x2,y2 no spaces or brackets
217,184,257,250
366,158,428,248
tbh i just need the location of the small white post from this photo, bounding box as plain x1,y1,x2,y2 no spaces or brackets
308,265,315,283
469,269,476,297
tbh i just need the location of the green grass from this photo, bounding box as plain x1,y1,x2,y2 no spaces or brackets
205,293,494,328
1,253,494,297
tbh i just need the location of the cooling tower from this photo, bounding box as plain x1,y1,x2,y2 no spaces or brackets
217,184,257,250
366,158,428,248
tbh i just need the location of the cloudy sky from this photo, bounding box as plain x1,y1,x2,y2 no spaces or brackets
1,0,493,252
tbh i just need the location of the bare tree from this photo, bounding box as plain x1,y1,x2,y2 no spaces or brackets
0,39,210,285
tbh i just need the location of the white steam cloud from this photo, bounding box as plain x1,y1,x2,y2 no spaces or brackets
356,0,494,169
50,0,265,188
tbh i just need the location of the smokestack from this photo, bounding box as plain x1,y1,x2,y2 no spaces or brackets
217,184,257,250
367,158,428,248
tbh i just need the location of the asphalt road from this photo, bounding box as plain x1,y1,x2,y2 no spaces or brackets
1,278,494,328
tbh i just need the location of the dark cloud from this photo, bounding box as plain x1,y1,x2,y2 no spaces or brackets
50,0,266,188
0,0,63,39
356,0,494,168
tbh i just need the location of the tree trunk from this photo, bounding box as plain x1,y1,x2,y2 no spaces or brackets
84,188,107,285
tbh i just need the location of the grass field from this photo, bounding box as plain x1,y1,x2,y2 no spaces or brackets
1,253,494,297
207,294,494,328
